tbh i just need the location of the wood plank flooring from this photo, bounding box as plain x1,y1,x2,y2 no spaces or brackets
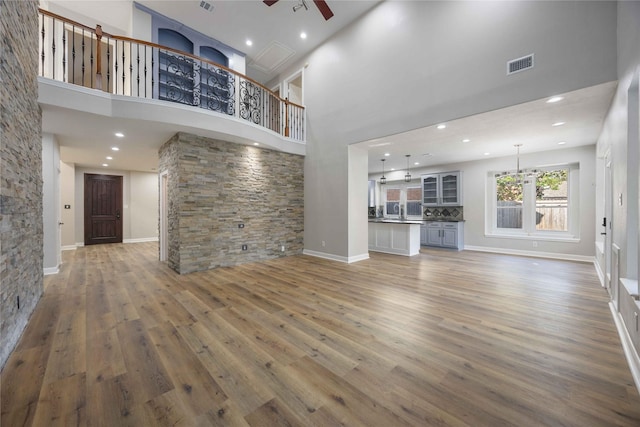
2,243,640,426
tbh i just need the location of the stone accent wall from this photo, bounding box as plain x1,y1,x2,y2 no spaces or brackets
0,0,43,368
159,132,304,274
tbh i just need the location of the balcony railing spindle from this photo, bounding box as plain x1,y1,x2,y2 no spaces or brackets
81,29,85,85
40,14,45,76
62,26,66,80
106,35,111,90
72,24,75,84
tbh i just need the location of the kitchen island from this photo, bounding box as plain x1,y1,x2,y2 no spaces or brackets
368,219,422,256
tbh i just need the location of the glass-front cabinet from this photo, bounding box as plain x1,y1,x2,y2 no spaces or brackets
421,171,461,206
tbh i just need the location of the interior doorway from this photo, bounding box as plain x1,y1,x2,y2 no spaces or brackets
160,171,168,262
284,70,304,105
604,155,612,292
84,173,123,245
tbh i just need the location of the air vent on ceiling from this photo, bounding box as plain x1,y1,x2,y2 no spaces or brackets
200,1,214,12
507,54,534,75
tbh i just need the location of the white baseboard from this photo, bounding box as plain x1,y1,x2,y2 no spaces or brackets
609,302,640,395
75,242,84,248
594,259,605,287
44,266,59,275
302,249,370,263
61,245,77,251
124,237,159,244
348,253,370,263
464,245,594,263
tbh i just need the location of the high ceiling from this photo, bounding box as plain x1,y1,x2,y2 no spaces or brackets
44,0,382,83
40,1,617,174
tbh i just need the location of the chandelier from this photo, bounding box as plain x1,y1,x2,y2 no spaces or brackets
497,144,538,184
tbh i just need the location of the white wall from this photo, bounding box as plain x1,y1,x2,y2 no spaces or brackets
42,133,61,273
73,168,158,245
596,0,640,280
272,0,618,260
347,144,369,261
129,171,159,241
60,161,76,249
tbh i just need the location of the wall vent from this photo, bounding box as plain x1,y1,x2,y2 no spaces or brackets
507,54,534,75
200,1,214,12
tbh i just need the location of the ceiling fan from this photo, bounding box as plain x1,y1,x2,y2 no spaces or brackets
263,0,335,21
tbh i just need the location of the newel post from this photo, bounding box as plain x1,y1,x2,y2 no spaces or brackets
95,24,103,90
284,98,290,137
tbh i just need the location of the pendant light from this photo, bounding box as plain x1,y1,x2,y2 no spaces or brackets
515,144,522,183
380,158,387,185
505,144,537,184
404,154,411,182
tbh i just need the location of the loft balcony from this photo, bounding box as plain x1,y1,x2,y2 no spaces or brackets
37,9,305,157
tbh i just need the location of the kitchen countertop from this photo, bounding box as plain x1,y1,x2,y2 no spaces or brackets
368,218,465,223
368,218,424,224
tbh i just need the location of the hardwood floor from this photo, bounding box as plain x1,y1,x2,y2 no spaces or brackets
2,243,640,426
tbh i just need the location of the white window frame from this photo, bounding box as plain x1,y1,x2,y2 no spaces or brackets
486,163,580,242
383,184,423,219
383,186,402,218
405,185,423,218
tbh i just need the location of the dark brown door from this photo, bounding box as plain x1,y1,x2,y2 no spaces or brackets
84,174,123,245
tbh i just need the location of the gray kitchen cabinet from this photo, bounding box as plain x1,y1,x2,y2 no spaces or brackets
424,221,464,250
421,171,461,206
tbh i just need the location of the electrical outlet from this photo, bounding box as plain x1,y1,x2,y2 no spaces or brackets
532,241,538,248
281,245,285,252
322,240,325,247
241,244,248,251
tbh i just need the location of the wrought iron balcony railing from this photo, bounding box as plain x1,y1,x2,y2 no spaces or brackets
38,9,305,141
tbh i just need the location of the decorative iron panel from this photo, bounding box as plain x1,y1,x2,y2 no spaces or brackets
239,79,262,124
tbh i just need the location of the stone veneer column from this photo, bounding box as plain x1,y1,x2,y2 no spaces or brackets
0,0,44,368
159,132,304,274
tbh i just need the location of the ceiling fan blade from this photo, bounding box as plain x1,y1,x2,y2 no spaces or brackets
263,0,279,6
313,0,334,20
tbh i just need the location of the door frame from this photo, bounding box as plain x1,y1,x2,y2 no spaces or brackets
159,171,168,262
604,154,613,292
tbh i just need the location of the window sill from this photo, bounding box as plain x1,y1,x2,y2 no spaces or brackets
620,278,639,298
484,232,580,243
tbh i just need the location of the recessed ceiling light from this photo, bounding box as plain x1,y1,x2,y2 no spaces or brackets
253,142,259,146
115,132,124,138
111,147,120,151
102,163,108,167
390,168,396,171
558,141,567,145
384,152,390,157
106,156,113,160
436,124,446,130
246,39,253,46
547,96,564,103
462,139,471,143
552,121,565,127
414,162,420,166
484,152,490,156
300,32,307,39
422,153,432,157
